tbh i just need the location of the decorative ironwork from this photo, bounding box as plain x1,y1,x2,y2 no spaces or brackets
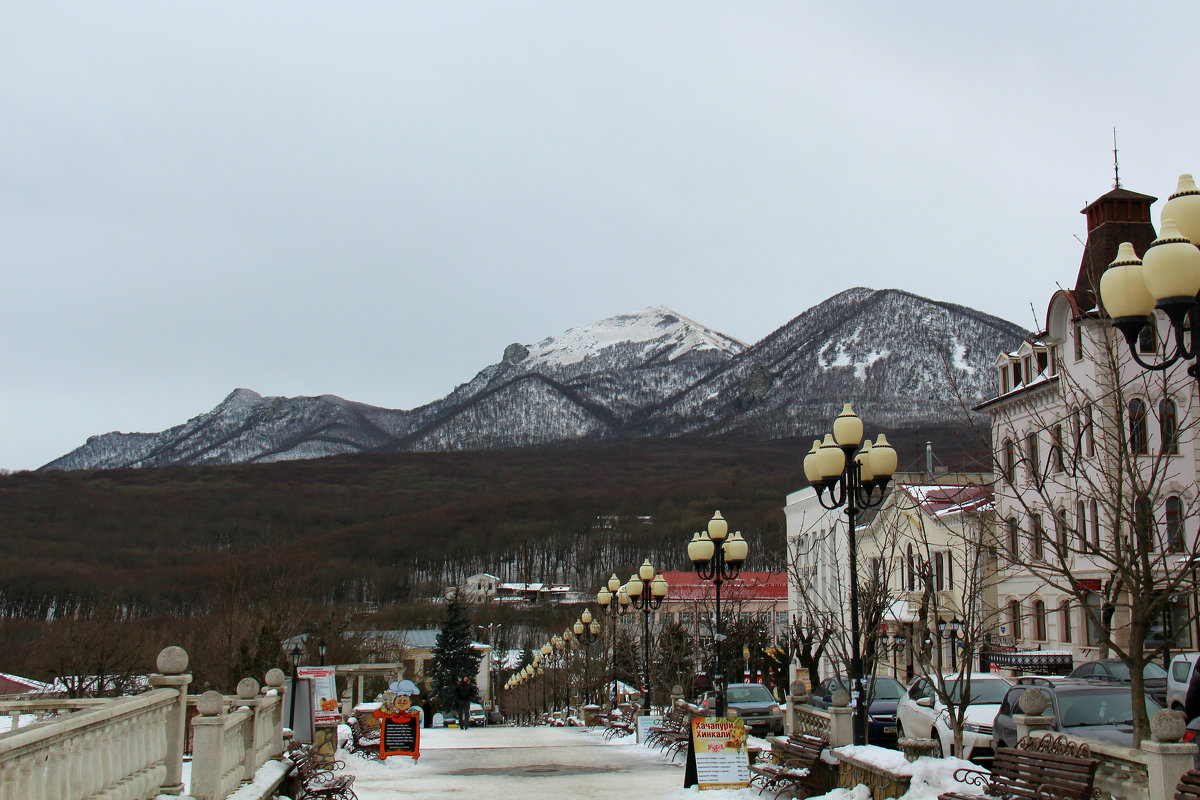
1017,733,1092,759
951,768,990,789
984,649,1073,676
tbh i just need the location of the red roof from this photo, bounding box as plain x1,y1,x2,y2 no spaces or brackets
660,570,787,602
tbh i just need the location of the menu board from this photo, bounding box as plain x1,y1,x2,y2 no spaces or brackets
297,667,339,724
376,710,421,760
683,717,750,790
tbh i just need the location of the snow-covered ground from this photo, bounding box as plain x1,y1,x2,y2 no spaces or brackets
334,725,983,800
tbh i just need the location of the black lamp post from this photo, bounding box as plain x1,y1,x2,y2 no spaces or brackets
947,618,962,670
288,644,303,730
805,403,897,746
574,611,602,706
627,559,669,715
1099,176,1200,383
596,573,630,708
318,638,327,667
688,511,749,718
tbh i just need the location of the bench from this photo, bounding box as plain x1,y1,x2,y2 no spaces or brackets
344,716,381,760
602,703,640,739
1173,767,1200,800
288,743,357,800
646,702,700,759
939,734,1100,800
749,733,828,799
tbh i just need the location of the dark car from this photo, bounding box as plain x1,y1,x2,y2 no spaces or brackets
706,683,784,735
809,675,905,748
1068,659,1168,706
992,678,1162,750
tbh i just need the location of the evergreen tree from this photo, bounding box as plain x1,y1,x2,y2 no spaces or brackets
431,596,482,712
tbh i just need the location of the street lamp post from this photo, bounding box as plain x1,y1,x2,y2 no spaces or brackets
288,645,303,731
596,573,630,708
805,403,897,746
574,611,602,705
947,618,962,670
627,559,669,714
1099,175,1200,383
318,638,327,667
687,511,749,718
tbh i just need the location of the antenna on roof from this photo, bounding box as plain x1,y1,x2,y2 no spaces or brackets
1113,127,1121,189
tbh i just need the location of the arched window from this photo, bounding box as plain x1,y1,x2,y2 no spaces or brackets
1002,440,1015,484
1055,508,1069,556
1076,500,1086,548
1033,599,1047,640
1129,399,1148,454
1032,513,1045,560
1089,498,1100,549
1134,495,1153,547
1009,600,1023,640
1025,431,1040,484
1083,404,1095,457
1161,399,1179,455
906,544,915,591
1139,322,1157,353
1166,496,1184,553
1060,600,1073,643
1007,517,1019,559
1052,424,1064,473
1071,408,1082,457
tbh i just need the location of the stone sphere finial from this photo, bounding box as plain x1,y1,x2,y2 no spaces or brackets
831,689,851,708
156,646,189,675
1018,688,1049,715
1152,709,1187,743
237,678,261,700
197,690,225,716
264,668,286,688
790,680,807,697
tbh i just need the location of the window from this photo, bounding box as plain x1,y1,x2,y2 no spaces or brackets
934,552,945,591
1007,517,1019,559
1073,320,1083,362
907,544,915,591
1161,399,1179,455
1000,366,1010,394
775,612,788,625
1089,499,1100,549
1060,600,1073,643
1025,431,1040,484
1134,495,1153,547
1055,508,1069,556
1051,424,1064,473
1033,599,1047,640
1076,501,1087,548
1002,440,1015,484
1009,600,1022,640
1032,513,1045,560
1071,408,1082,458
1083,404,1095,457
1129,399,1148,454
1166,496,1184,552
1084,592,1103,646
1139,322,1157,353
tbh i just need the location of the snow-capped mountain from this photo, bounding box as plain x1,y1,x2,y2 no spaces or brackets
41,292,1027,470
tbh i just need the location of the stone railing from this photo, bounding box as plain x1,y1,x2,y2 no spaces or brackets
792,703,832,738
190,670,287,800
0,697,110,731
0,646,191,800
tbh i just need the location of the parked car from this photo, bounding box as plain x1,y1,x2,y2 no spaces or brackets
1068,659,1168,706
469,702,488,726
992,678,1162,750
705,683,784,735
809,675,905,748
895,673,1013,762
1168,653,1200,712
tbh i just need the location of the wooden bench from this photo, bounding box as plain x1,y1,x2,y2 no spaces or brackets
602,703,640,739
646,702,700,759
288,744,357,800
749,733,828,799
345,716,381,760
1172,767,1200,800
939,734,1100,800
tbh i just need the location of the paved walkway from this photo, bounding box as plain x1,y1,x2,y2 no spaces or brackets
343,725,754,799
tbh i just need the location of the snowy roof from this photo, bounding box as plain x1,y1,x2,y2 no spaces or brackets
895,483,993,517
658,571,786,601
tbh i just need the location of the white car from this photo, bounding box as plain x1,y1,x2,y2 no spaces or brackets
895,673,1012,762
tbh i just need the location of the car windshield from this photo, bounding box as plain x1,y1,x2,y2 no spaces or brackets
947,679,1010,705
1057,691,1160,727
1106,662,1168,680
727,685,774,704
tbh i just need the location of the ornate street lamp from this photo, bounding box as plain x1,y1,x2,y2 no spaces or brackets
1100,175,1200,382
574,610,602,705
947,617,962,669
627,559,669,714
288,644,303,730
596,572,630,708
687,510,749,717
805,403,897,746
317,638,327,667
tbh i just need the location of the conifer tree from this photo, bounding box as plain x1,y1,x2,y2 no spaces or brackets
431,596,482,712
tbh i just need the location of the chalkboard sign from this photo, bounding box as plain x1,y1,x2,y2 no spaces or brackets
375,709,421,760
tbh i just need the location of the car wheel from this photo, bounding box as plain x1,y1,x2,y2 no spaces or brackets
933,731,946,758
896,721,906,738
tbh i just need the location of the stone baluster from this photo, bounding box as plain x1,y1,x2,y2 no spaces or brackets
236,678,261,782
827,689,854,748
190,690,228,800
263,668,286,759
1144,710,1198,800
148,645,192,796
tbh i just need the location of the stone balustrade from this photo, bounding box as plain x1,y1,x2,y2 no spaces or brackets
0,646,290,800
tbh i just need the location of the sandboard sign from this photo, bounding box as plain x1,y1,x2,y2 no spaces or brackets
374,680,423,761
683,717,751,790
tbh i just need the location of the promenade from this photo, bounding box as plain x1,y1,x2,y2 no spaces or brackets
344,725,763,799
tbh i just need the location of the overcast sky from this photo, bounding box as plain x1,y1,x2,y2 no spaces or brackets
4,2,1200,471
